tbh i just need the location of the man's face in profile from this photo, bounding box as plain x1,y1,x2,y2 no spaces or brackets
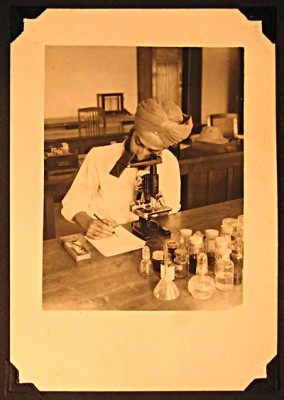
130,130,164,161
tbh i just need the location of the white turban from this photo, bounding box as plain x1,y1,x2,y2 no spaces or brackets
134,98,193,147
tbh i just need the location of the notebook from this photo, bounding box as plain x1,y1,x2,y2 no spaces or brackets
85,225,145,257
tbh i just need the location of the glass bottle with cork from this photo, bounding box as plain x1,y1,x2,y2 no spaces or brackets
173,228,192,279
220,223,234,249
222,217,238,251
214,248,234,291
189,234,203,275
231,251,243,285
138,245,154,276
204,229,219,274
214,236,229,264
179,229,192,252
166,240,179,262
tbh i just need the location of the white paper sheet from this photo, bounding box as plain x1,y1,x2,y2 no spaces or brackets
85,225,146,256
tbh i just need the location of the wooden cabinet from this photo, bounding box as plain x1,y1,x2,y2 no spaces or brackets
179,149,243,210
137,47,182,106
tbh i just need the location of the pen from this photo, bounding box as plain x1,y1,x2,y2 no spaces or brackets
93,213,118,236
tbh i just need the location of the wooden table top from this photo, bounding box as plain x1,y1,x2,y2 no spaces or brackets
43,199,243,311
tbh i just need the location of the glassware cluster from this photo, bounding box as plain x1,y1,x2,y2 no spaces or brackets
139,214,244,301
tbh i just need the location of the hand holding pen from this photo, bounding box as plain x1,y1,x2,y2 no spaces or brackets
85,213,117,240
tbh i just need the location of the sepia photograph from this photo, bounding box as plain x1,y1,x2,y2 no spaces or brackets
7,6,280,395
43,45,245,311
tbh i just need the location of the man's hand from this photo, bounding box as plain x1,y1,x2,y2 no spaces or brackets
86,218,116,240
73,212,116,239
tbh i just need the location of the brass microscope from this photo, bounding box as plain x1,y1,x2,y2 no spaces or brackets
129,154,172,240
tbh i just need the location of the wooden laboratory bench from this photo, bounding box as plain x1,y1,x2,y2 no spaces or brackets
42,198,243,311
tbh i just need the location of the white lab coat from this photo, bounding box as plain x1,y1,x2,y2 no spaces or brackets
61,142,181,225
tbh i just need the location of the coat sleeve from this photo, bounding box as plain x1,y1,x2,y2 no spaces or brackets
61,148,100,222
158,149,181,214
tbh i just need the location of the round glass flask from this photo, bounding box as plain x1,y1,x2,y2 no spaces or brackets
188,253,215,300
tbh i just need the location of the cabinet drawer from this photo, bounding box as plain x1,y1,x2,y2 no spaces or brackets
44,153,78,171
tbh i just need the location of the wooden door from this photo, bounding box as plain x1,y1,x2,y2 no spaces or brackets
152,48,182,106
137,47,182,106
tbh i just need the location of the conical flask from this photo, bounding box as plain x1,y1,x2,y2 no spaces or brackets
153,244,180,301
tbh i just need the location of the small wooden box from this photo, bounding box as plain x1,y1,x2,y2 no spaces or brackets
59,236,91,262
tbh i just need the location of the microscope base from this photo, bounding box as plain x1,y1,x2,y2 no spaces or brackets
131,219,171,241
131,221,151,240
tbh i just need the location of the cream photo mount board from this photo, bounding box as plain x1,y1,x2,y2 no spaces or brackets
10,8,278,394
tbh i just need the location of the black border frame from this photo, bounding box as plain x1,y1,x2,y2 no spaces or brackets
1,1,283,399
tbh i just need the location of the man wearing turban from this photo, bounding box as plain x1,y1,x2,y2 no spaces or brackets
61,98,193,239
134,98,192,148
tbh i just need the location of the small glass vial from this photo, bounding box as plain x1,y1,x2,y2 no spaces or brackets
179,229,192,252
220,224,234,248
214,249,234,291
204,229,219,273
189,235,203,275
160,252,175,280
167,240,179,261
138,246,154,276
173,248,189,279
233,216,244,255
214,236,229,263
188,253,215,299
231,251,243,285
222,217,238,234
152,250,164,272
